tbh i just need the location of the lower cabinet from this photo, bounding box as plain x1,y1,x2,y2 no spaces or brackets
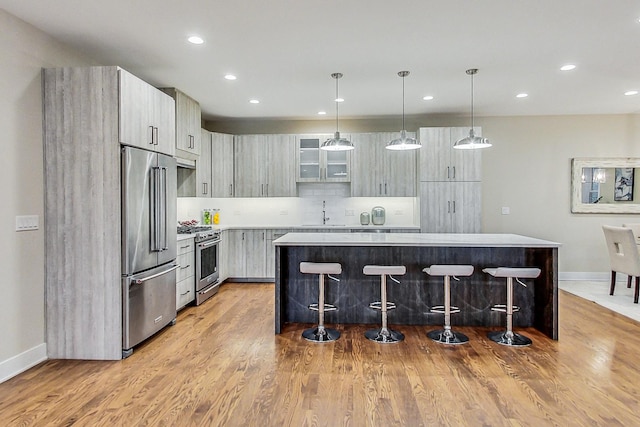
420,181,481,233
219,229,230,282
226,229,267,279
176,238,195,310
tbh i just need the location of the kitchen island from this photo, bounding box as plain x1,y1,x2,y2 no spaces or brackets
273,233,561,339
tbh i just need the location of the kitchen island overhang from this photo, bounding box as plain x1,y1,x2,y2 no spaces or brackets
273,233,561,339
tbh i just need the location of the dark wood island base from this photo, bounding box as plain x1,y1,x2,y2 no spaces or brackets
274,233,560,339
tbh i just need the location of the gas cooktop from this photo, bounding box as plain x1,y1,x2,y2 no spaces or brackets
177,225,212,234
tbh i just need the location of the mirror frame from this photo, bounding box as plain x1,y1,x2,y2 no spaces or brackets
571,157,640,213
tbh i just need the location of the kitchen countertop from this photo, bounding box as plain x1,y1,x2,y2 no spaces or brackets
273,232,561,248
177,225,420,240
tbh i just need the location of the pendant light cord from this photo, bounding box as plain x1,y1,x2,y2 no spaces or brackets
470,71,474,129
402,74,405,131
335,76,339,133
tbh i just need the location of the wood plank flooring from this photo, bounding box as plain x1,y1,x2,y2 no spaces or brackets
1,283,639,426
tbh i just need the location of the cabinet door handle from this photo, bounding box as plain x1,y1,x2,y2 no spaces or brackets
180,264,191,270
265,183,268,196
448,201,451,213
149,126,154,145
229,184,233,196
261,183,264,196
154,127,159,145
379,183,382,195
453,201,456,213
384,183,387,195
202,182,208,195
452,166,456,180
447,166,450,180
180,290,190,296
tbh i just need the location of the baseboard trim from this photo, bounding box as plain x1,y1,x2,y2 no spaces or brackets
0,343,47,384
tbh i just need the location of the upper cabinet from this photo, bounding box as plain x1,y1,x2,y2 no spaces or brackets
211,132,235,197
351,132,417,197
419,127,481,182
296,135,351,183
234,134,296,197
160,88,201,160
119,69,175,156
197,129,212,197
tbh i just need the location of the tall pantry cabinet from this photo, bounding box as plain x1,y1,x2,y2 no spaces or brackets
419,127,482,233
43,66,176,360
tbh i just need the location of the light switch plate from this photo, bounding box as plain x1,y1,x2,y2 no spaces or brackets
16,215,39,231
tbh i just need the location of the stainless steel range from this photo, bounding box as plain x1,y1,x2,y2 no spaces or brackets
178,226,221,305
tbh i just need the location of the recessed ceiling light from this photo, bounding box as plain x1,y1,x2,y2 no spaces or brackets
249,99,260,104
422,95,434,101
560,64,576,71
318,111,327,115
224,74,237,80
516,93,528,98
187,36,204,45
624,90,639,96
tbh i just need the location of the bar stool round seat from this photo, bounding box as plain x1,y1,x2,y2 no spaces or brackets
423,264,474,345
300,262,342,342
363,265,406,343
483,267,541,347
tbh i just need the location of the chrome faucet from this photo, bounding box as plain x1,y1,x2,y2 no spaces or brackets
322,200,329,225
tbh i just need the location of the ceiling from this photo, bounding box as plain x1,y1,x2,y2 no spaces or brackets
3,1,640,121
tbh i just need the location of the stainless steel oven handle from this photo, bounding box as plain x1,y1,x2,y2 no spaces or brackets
199,282,219,295
198,239,220,248
133,264,179,285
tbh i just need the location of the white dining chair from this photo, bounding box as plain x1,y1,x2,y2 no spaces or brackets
602,225,640,303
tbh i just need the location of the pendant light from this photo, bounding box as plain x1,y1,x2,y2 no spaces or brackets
321,73,354,151
454,68,492,150
386,71,421,150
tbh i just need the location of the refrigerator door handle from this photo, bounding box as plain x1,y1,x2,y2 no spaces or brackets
151,167,159,252
133,264,179,285
160,166,168,251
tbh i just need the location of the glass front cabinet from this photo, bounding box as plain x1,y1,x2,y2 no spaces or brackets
296,134,351,183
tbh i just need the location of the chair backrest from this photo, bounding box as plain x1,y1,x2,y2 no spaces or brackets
602,225,640,276
622,223,640,245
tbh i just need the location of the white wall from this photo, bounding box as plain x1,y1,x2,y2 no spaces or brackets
0,9,97,381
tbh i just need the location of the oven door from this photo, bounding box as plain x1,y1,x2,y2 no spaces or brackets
196,237,220,294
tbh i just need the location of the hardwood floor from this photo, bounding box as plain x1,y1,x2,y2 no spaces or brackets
1,283,639,426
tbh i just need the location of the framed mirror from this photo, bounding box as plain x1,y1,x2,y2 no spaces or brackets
571,158,640,213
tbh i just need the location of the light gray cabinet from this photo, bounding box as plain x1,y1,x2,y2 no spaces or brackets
197,129,212,197
420,181,481,233
162,88,201,160
176,238,195,310
43,66,176,359
211,132,235,197
234,134,296,197
120,69,175,156
419,127,481,182
351,132,417,197
226,229,269,279
418,127,482,233
296,134,351,183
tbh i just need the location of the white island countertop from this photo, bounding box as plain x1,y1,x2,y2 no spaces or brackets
273,232,561,248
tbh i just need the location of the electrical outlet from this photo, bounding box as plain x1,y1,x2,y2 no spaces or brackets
16,215,39,231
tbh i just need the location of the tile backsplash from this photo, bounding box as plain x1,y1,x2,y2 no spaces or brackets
177,195,418,227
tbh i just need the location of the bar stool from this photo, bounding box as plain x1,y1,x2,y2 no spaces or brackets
300,262,342,342
363,265,406,343
483,267,541,347
423,264,474,345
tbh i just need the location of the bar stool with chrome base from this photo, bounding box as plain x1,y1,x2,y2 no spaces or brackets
363,265,406,343
483,267,541,347
423,264,474,345
300,262,342,342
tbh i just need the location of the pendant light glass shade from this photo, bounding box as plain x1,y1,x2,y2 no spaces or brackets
386,71,421,150
321,73,354,151
454,69,492,150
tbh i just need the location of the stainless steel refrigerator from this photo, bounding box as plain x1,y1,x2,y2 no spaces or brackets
121,145,178,357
